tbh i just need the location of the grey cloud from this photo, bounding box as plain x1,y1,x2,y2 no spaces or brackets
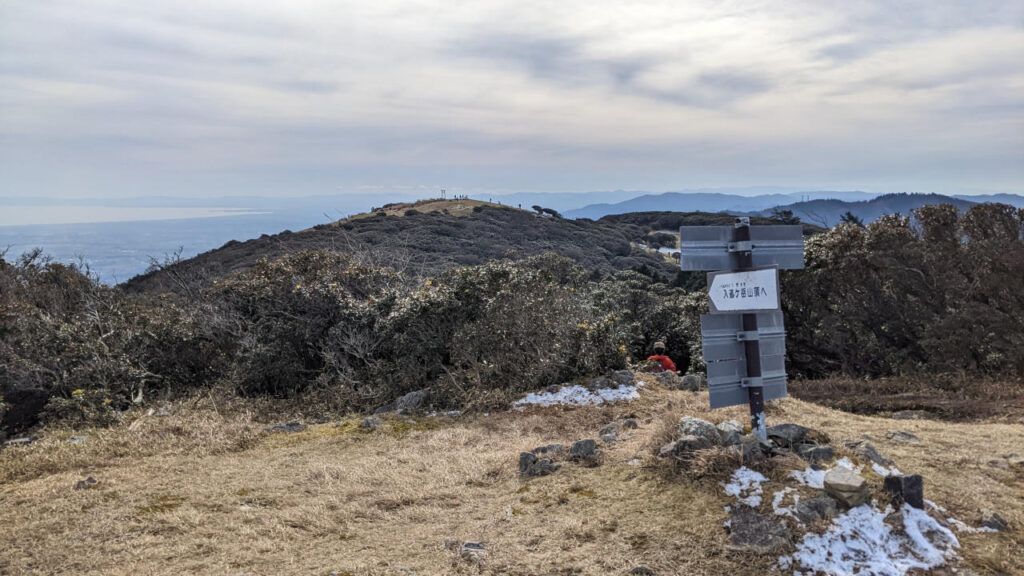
448,32,654,89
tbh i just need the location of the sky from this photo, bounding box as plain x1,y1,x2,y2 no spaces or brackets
1,0,1022,200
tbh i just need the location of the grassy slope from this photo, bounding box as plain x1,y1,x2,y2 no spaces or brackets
1,384,1021,575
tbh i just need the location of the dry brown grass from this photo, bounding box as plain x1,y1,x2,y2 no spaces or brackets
789,374,1024,423
1,383,1021,575
347,199,524,221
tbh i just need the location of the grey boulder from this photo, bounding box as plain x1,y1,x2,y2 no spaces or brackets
844,439,893,466
519,452,560,477
728,504,790,553
678,417,720,447
716,420,743,447
611,370,635,387
797,444,835,463
360,416,382,431
767,423,810,449
395,389,429,412
680,374,704,391
795,496,839,524
571,439,600,463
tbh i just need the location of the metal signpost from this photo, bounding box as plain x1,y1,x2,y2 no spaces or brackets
680,218,804,440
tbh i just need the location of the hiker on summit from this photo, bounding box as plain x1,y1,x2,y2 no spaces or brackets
647,341,677,373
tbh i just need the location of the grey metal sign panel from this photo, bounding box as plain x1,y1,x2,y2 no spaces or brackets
700,311,788,409
679,225,805,271
706,373,788,409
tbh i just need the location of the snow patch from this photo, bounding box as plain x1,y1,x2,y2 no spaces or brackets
723,466,768,506
790,457,863,488
946,517,998,534
512,382,642,408
780,503,960,576
788,467,826,488
872,462,902,477
772,487,800,519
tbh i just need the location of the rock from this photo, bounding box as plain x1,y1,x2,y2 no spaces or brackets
678,417,720,447
629,568,654,576
622,418,639,430
662,434,712,459
736,434,774,463
892,410,931,420
795,496,839,524
395,389,428,412
844,439,893,466
658,441,678,458
766,423,809,449
314,416,330,424
600,423,618,436
264,421,306,434
981,511,1009,532
460,541,486,560
797,444,835,463
588,376,611,390
611,370,635,387
883,474,924,509
601,433,618,443
681,373,703,392
727,504,790,553
519,452,559,477
655,372,680,388
4,436,36,447
886,430,921,444
532,444,564,456
571,439,599,461
74,476,98,491
716,420,743,447
67,435,90,444
360,416,382,431
987,459,1010,470
1004,453,1023,467
824,468,870,508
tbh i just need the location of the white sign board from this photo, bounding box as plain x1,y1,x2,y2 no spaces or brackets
707,266,780,314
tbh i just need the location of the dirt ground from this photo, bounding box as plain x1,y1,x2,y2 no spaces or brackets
1,383,1022,576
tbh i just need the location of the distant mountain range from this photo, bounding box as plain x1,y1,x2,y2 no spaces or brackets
564,190,1024,223
563,190,878,219
764,193,983,227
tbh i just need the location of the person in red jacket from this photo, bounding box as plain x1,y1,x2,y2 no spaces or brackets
647,341,677,373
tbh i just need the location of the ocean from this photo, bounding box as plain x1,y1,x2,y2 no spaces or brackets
0,207,333,285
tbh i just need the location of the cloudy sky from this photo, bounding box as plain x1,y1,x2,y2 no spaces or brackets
1,0,1022,199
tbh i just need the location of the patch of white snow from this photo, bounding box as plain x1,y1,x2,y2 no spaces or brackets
945,517,998,534
772,487,800,519
872,462,902,477
789,467,826,488
723,466,768,506
780,503,960,576
512,382,642,408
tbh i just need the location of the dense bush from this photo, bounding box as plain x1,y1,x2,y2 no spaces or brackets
785,203,1024,377
0,251,228,432
5,202,1020,432
215,252,636,410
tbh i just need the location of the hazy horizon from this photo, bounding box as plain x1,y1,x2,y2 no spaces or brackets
2,2,1022,201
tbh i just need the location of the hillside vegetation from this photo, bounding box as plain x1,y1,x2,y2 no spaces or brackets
122,203,682,295
1,202,1022,436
